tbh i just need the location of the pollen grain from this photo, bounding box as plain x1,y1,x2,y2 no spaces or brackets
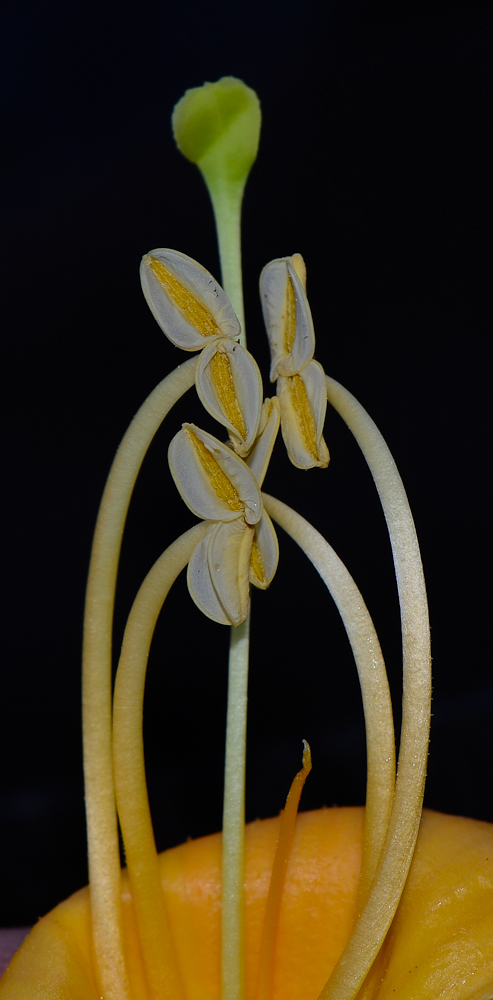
284,274,297,354
289,374,318,461
249,535,265,585
148,257,219,337
188,431,244,512
212,350,247,440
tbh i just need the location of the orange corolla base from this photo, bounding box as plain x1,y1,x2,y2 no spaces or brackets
2,807,493,1000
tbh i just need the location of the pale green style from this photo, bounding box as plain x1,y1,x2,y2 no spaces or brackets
173,78,262,1000
172,77,261,335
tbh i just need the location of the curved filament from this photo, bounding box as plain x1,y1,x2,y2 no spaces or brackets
261,492,395,904
314,377,431,1000
82,356,197,1000
112,521,210,1000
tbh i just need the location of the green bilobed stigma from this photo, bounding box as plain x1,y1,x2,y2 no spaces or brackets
172,78,261,340
172,76,260,181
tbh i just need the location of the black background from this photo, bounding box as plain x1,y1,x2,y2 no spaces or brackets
1,0,491,925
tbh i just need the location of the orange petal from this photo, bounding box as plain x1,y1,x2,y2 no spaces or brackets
4,810,493,1000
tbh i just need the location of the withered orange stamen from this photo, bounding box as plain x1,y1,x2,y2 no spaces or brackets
256,741,312,1000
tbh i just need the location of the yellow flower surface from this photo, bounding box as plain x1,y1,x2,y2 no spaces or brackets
2,807,493,1000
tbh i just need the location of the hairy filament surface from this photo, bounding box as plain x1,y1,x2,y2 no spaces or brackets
317,377,431,1000
262,493,395,902
113,523,210,1000
82,358,198,1000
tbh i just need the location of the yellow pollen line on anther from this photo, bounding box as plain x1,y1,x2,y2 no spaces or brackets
256,741,312,1000
212,351,247,439
289,374,319,460
284,274,297,354
249,535,265,584
148,257,220,337
188,431,244,512
290,253,307,290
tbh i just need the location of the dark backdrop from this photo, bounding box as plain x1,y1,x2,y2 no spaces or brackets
1,0,491,925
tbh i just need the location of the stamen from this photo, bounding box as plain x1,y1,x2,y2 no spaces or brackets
284,273,297,354
288,374,319,460
147,256,220,338
256,741,312,1000
212,349,247,439
187,428,244,512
